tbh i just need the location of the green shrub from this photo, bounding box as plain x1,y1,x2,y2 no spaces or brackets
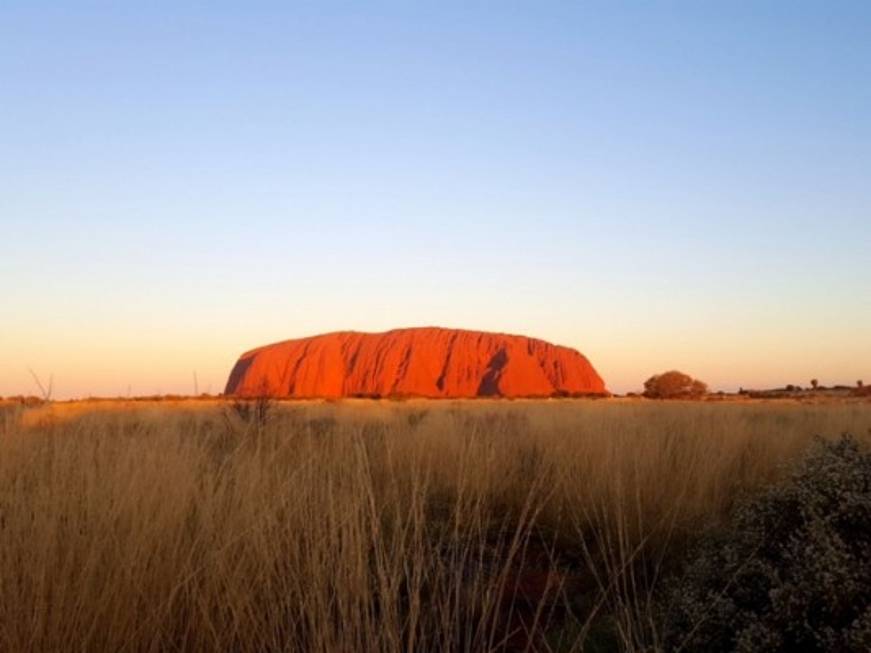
662,434,871,652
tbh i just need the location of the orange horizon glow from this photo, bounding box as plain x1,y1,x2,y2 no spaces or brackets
4,322,867,401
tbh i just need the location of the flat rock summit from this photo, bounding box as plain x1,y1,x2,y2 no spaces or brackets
225,327,606,399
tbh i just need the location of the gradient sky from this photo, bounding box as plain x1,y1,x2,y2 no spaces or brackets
2,2,870,398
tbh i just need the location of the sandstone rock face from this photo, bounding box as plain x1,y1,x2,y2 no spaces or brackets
225,327,606,398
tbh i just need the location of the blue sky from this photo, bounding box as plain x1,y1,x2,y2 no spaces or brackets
2,2,869,397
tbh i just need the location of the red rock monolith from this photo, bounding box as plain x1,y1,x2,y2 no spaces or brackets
225,327,606,398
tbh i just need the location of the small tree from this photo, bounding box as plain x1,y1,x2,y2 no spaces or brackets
643,371,708,399
28,368,53,402
810,378,819,390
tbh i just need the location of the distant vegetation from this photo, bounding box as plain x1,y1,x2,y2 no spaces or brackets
1,395,46,407
642,370,708,399
0,400,868,652
743,381,871,400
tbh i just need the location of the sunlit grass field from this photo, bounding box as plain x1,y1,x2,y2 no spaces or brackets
1,399,868,652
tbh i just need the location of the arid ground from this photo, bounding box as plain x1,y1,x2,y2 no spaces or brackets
1,398,869,652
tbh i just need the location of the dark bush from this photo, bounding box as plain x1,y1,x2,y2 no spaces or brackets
854,385,871,398
662,434,871,652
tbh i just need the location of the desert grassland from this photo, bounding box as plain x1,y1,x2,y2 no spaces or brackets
0,399,869,653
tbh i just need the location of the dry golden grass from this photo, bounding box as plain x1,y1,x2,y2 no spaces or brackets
0,399,868,652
